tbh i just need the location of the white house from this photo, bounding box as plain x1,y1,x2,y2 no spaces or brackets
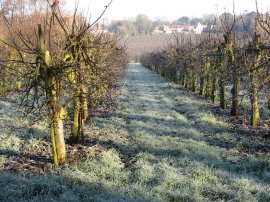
194,23,207,35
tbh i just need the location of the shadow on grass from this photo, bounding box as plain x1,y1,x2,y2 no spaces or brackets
0,149,51,162
0,173,150,202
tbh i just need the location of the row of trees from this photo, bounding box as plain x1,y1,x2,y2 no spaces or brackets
0,0,127,165
141,11,270,128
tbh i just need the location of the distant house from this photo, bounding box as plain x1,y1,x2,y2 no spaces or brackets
202,24,219,33
152,26,164,34
153,24,196,35
194,23,207,35
181,25,195,34
152,23,209,35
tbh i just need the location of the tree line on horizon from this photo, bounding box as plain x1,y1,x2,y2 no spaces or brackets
109,12,257,36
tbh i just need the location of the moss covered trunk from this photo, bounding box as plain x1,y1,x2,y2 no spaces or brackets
38,24,66,165
79,85,88,142
205,61,211,98
250,83,260,127
230,64,240,116
206,74,212,98
70,97,80,142
199,76,205,96
249,33,262,127
1,66,8,94
219,80,226,109
48,99,66,165
211,76,219,103
16,79,21,90
180,70,185,87
45,71,66,165
181,63,187,87
225,32,239,116
191,71,198,93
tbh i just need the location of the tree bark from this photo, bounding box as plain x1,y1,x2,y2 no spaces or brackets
70,97,80,142
211,76,219,103
250,82,260,127
219,80,226,109
205,61,211,98
2,66,8,94
249,33,262,127
226,32,239,116
38,24,66,165
199,76,205,96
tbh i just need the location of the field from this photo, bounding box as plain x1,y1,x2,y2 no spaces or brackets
122,34,178,61
1,64,270,201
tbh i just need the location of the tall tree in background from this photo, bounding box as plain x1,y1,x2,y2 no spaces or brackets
174,16,190,25
135,14,153,35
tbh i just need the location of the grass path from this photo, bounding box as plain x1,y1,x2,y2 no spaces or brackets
1,63,270,201
91,63,270,201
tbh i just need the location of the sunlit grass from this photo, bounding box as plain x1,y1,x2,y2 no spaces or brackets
0,134,22,154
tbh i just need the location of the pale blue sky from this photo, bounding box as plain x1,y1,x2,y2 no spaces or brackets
66,0,269,21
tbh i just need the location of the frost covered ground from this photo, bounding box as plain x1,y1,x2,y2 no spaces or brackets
1,63,270,201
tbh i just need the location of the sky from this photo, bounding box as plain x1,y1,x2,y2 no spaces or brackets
66,0,269,22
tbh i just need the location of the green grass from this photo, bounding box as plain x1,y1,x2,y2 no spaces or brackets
0,63,270,201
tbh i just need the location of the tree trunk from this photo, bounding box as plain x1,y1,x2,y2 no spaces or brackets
218,44,226,109
49,120,58,165
211,76,219,103
180,70,185,87
185,70,192,90
54,109,66,164
1,70,8,94
70,97,80,142
225,32,239,116
219,80,226,109
206,74,212,98
38,24,66,165
79,85,88,142
192,75,198,93
45,74,66,165
250,84,260,127
230,64,240,116
199,76,205,96
16,79,21,90
48,101,66,165
173,69,178,83
249,33,262,127
205,61,211,98
182,64,187,87
66,66,80,143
